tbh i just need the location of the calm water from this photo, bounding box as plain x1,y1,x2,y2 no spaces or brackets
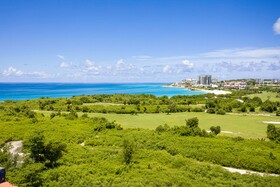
0,83,206,101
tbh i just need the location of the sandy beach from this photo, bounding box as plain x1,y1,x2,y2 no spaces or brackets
200,89,232,95
166,84,232,95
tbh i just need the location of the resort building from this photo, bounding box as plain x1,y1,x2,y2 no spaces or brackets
222,81,247,89
198,75,212,85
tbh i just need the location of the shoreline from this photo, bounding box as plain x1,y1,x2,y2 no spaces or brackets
197,89,232,95
166,84,232,95
162,84,208,93
0,83,207,101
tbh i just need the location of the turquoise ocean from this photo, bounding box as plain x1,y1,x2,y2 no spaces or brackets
0,83,206,101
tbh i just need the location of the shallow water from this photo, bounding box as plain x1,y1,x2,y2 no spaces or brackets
0,83,206,101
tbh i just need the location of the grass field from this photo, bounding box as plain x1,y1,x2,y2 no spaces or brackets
247,91,280,102
39,111,280,139
83,102,124,106
85,112,280,139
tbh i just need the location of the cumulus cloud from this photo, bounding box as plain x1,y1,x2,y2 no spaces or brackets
116,59,125,69
163,65,173,73
85,59,94,66
172,59,194,74
57,55,77,69
3,67,23,76
116,59,136,71
60,62,72,68
273,18,280,35
181,59,194,68
2,66,52,78
84,59,99,72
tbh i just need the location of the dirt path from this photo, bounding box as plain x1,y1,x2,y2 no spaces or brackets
263,121,280,124
6,141,25,164
9,141,23,156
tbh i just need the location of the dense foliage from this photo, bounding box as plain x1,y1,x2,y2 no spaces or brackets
1,90,279,116
267,124,280,143
1,93,280,186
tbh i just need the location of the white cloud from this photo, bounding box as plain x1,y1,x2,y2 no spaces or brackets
85,59,94,66
202,47,280,58
84,59,99,72
3,67,23,76
116,59,126,70
57,55,65,60
60,62,72,68
116,59,125,66
2,66,52,79
181,59,194,68
273,18,280,35
163,65,172,73
28,71,49,78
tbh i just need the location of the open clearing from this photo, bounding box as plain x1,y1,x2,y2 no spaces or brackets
38,111,280,139
83,102,124,106
247,91,280,102
84,112,280,139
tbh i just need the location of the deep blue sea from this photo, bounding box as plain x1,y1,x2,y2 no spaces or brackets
0,83,206,101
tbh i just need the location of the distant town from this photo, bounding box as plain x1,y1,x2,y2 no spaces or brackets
170,75,280,91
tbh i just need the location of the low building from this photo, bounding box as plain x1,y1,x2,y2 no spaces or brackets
222,81,247,89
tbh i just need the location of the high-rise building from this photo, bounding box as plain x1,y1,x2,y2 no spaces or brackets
198,75,212,85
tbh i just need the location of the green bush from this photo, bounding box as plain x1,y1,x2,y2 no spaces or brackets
122,138,135,164
276,109,280,116
206,108,215,114
216,109,226,115
210,126,221,135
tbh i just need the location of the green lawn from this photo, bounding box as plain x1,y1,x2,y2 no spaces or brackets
247,91,280,102
83,102,124,106
39,111,280,139
85,112,280,139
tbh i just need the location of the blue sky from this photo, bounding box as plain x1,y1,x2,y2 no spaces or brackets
0,0,280,82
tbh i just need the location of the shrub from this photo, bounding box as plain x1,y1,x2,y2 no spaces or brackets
216,109,226,115
122,139,135,164
249,106,255,112
191,107,204,112
239,106,247,113
50,112,56,119
267,124,280,143
210,126,221,135
155,124,170,133
207,108,215,114
276,109,280,116
65,110,78,120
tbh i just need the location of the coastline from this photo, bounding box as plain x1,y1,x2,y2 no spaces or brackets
0,83,207,101
196,89,232,95
162,84,208,93
166,84,231,95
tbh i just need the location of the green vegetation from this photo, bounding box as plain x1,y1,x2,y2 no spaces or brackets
267,124,280,143
248,91,280,102
75,112,279,139
1,93,280,186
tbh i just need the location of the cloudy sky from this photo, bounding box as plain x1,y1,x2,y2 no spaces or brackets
0,0,280,83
